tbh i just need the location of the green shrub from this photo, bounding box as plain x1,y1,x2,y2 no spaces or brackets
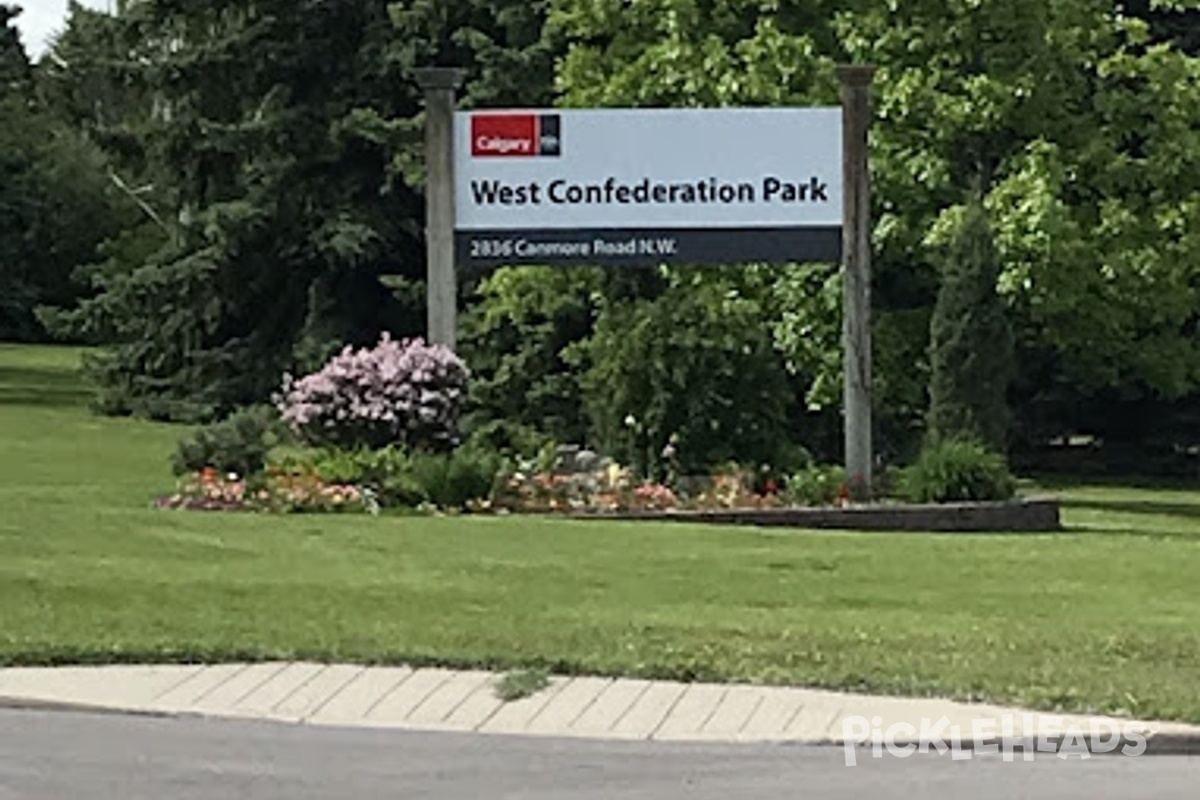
927,199,1015,452
462,419,556,460
365,449,430,508
575,280,795,480
172,406,277,477
300,445,504,510
306,447,425,508
901,438,1016,504
784,464,848,507
459,266,599,450
306,447,368,485
408,447,504,510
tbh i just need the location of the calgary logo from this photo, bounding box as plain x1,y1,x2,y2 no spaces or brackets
471,113,561,158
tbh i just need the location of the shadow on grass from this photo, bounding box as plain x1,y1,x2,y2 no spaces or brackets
0,366,92,408
1031,473,1200,492
1062,498,1200,520
1060,523,1200,541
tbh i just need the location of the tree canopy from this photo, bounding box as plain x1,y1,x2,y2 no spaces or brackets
0,5,132,342
6,0,1200,472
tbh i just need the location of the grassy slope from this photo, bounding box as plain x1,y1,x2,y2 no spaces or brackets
1,345,1199,722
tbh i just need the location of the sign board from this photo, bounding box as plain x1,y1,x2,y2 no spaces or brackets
454,108,843,266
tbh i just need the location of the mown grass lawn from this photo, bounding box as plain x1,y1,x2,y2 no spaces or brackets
2,344,1199,723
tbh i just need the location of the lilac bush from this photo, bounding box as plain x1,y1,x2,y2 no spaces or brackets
276,334,468,451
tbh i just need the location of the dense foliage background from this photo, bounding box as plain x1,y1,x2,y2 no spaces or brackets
4,0,1200,473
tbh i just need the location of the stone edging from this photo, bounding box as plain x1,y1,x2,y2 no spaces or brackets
568,497,1061,533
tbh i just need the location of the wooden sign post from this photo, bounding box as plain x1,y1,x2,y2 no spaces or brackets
415,67,465,350
837,64,876,501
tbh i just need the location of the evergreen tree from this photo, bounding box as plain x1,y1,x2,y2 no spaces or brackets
927,199,1015,452
47,0,559,421
0,4,27,86
0,5,129,341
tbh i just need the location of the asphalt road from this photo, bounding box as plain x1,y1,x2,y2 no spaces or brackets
1,708,1198,799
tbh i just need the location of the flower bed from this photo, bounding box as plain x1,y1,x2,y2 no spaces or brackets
157,466,374,514
155,458,1057,531
492,462,797,514
158,457,852,516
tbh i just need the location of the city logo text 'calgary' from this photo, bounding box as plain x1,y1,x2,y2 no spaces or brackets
471,114,561,158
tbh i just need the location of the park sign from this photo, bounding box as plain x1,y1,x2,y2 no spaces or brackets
418,64,873,496
453,108,843,267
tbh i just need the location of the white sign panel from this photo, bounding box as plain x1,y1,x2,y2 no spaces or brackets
454,108,842,266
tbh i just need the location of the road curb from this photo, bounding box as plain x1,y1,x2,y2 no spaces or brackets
827,731,1200,757
0,695,174,720
1142,732,1200,756
5,665,1200,753
6,695,1200,755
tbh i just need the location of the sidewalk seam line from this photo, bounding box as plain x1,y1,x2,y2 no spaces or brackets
191,664,253,706
648,683,689,739
472,699,505,731
486,676,568,732
440,674,493,723
149,665,207,702
608,680,653,732
270,664,327,713
305,665,367,721
361,667,417,720
780,694,808,735
733,692,767,736
564,678,614,730
395,670,457,722
471,681,511,732
524,677,576,728
414,671,468,723
819,707,846,741
696,687,728,732
229,662,292,708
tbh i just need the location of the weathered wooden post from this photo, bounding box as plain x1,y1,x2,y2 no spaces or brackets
414,67,465,350
837,65,876,501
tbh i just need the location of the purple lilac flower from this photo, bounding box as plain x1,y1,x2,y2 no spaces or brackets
276,334,468,450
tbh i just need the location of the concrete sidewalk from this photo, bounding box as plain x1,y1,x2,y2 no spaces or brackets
2,663,1198,751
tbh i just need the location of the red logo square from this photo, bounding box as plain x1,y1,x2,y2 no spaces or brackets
471,114,538,157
